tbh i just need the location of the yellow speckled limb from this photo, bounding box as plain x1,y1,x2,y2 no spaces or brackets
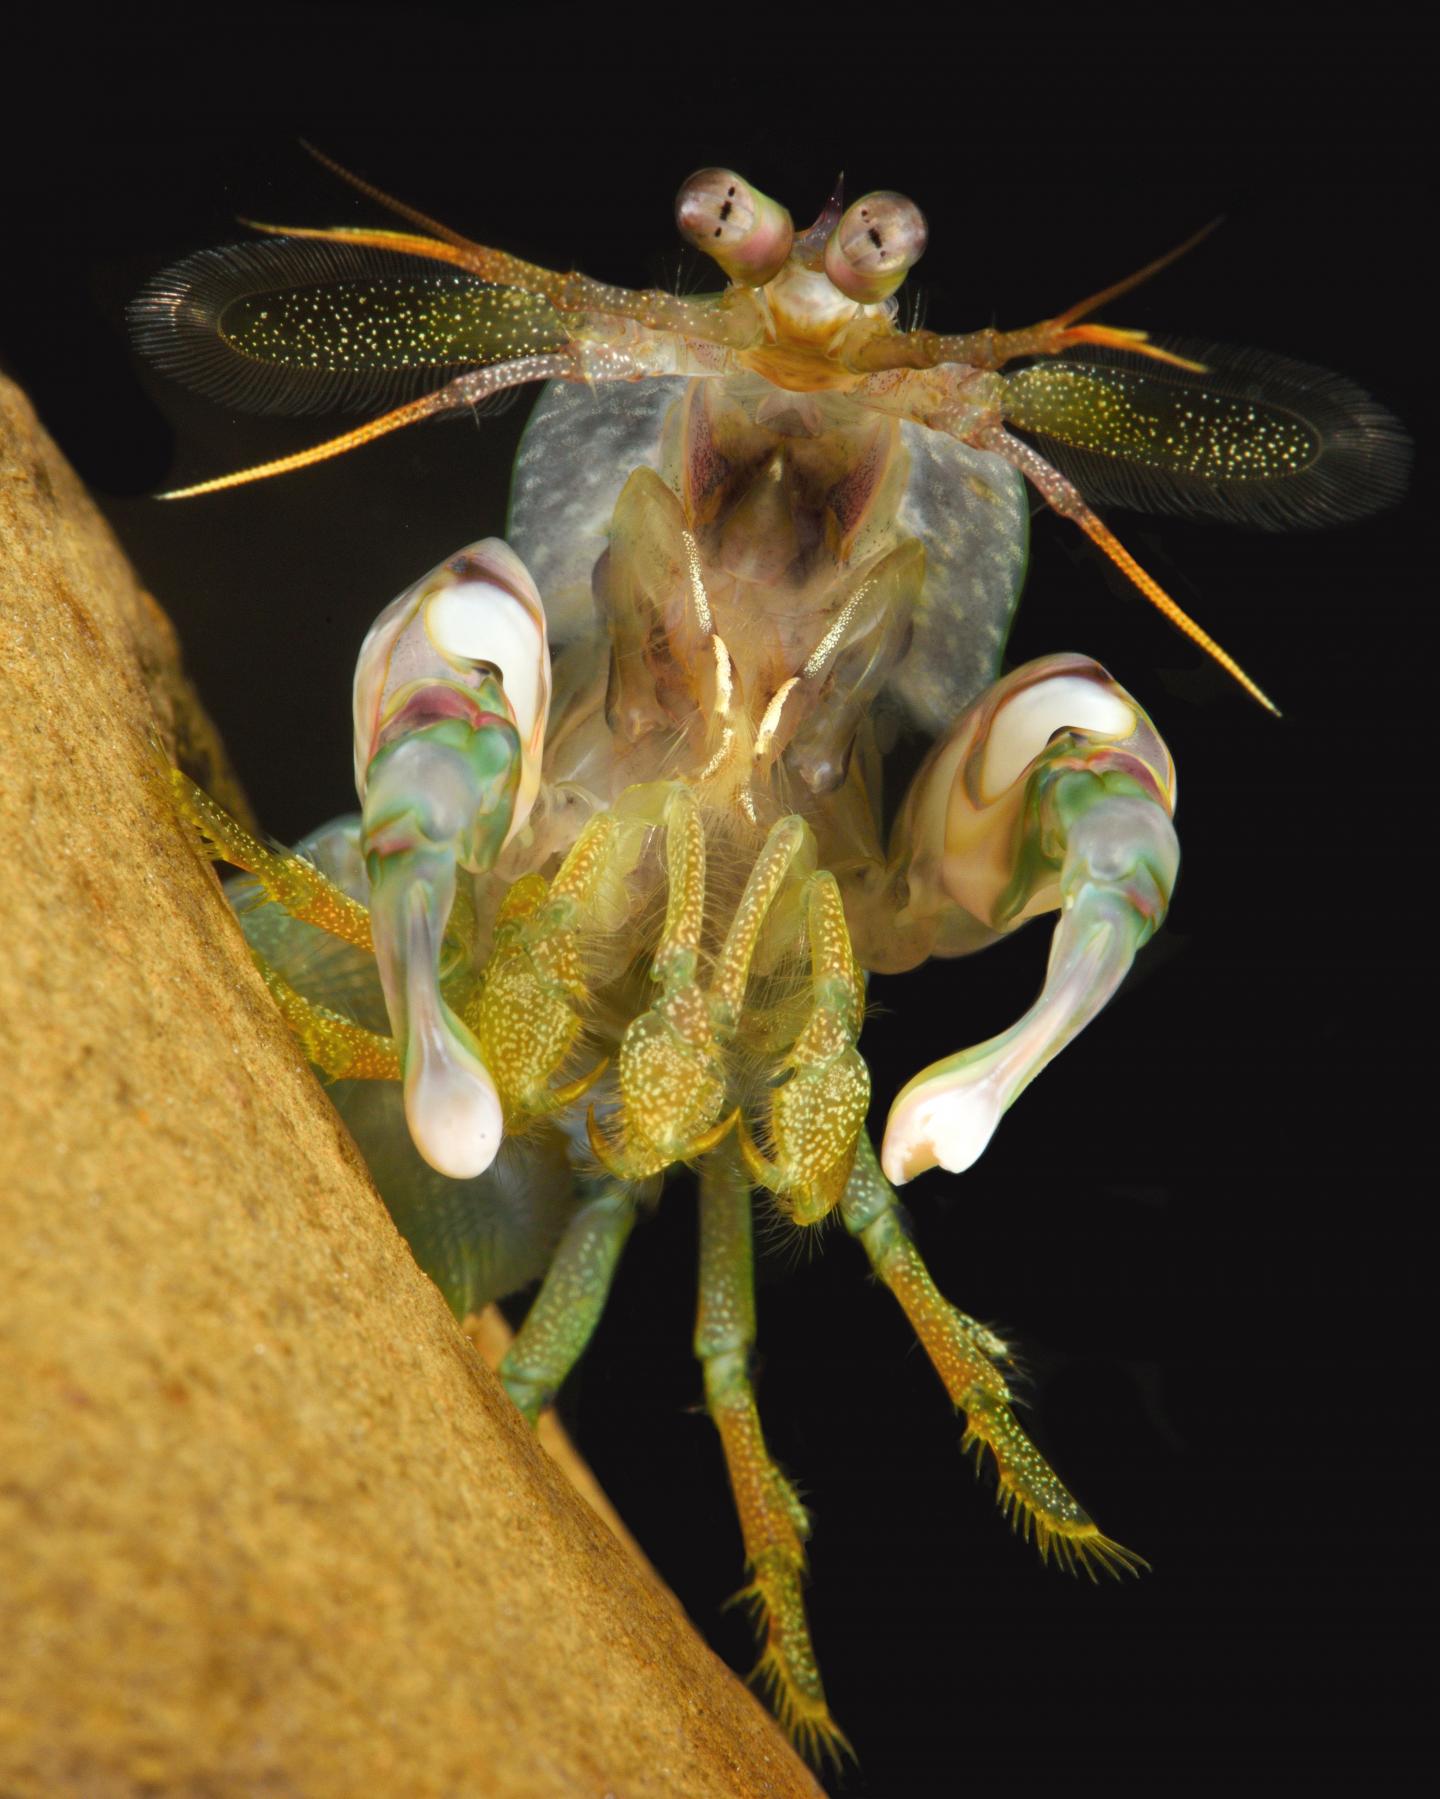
591,792,800,1180
739,871,870,1226
588,787,729,1177
590,803,815,1180
707,815,809,1031
470,815,629,1123
841,1134,1146,1578
173,768,373,953
255,956,400,1082
695,1142,849,1767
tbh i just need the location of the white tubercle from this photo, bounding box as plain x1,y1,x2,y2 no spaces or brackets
881,1071,1006,1186
403,1003,504,1180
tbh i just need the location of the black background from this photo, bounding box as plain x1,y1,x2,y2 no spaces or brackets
5,12,1430,1792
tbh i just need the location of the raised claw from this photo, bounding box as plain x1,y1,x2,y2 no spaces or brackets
881,804,1177,1185
355,540,551,1178
872,656,1179,1187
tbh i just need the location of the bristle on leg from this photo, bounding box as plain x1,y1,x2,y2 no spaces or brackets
960,1397,1148,1581
735,1556,854,1769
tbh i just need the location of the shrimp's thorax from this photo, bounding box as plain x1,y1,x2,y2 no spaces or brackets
448,377,921,1087
675,378,908,615
536,378,913,853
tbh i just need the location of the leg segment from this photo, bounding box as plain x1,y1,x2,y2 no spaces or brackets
255,956,400,1081
695,1143,848,1764
174,768,373,951
177,770,402,1082
588,797,814,1182
841,1135,1144,1578
589,786,734,1177
739,871,870,1226
707,814,810,1031
499,1184,637,1425
471,810,638,1123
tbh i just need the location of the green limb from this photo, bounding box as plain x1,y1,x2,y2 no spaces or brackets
694,1144,849,1766
841,1133,1146,1579
499,1185,636,1425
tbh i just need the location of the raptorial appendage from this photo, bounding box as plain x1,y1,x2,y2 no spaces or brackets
586,785,740,1178
737,869,870,1226
846,653,1181,1188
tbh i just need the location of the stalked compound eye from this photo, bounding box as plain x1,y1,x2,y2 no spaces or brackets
823,191,927,303
675,168,795,287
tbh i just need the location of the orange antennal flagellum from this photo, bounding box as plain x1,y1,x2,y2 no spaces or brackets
158,394,454,498
1053,217,1223,325
1077,512,1281,715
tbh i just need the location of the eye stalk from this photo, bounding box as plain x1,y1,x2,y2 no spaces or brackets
823,191,928,303
675,168,795,287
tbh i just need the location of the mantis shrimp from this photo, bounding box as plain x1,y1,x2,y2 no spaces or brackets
130,153,1407,1761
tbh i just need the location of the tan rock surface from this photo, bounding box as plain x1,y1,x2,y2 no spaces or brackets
0,375,823,1799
